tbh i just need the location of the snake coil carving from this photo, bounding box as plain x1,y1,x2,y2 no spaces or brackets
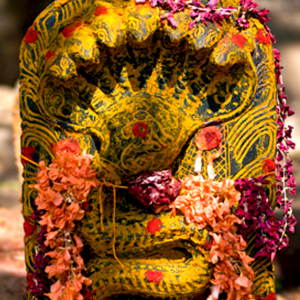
20,0,277,299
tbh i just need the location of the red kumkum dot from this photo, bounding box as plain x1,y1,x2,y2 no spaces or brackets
258,293,276,300
262,158,276,174
144,270,164,285
94,5,108,16
133,122,148,138
229,34,247,49
26,273,34,290
146,217,163,234
256,29,271,45
24,28,39,43
23,218,37,237
61,22,82,39
45,50,56,61
21,146,37,164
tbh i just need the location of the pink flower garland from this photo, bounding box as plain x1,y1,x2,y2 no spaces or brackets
135,0,271,30
273,48,297,249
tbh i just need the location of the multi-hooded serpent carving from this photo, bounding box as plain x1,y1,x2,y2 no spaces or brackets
20,0,278,299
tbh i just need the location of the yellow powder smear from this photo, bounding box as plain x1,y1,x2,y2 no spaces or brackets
112,186,125,269
99,183,105,233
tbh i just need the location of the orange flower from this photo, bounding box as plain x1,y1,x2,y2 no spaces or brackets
51,138,81,156
32,138,98,300
45,280,64,300
171,174,255,299
195,126,222,151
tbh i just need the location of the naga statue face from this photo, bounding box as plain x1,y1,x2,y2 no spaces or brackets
20,0,277,299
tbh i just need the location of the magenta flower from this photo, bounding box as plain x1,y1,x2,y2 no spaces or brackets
234,176,296,261
26,215,51,298
128,170,182,213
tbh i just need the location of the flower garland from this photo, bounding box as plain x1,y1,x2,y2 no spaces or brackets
26,138,99,300
233,44,297,260
168,126,255,300
25,211,51,298
170,175,255,300
135,0,270,30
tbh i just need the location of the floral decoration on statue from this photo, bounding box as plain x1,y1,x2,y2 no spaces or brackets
128,170,182,213
27,138,98,300
23,0,297,299
135,0,270,30
234,176,296,262
194,126,222,179
171,127,255,300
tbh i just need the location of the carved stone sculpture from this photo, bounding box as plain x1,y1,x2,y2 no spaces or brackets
20,0,295,299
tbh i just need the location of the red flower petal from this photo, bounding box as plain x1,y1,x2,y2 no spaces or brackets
133,122,148,138
24,28,39,43
256,29,272,45
21,146,37,164
195,126,222,151
146,217,163,234
94,6,108,16
144,270,164,285
61,22,82,39
229,34,247,49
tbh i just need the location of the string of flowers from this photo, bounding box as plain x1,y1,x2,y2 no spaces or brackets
234,175,291,262
30,138,99,300
170,175,255,300
170,126,255,300
135,0,271,30
25,211,51,299
273,48,297,250
235,0,297,260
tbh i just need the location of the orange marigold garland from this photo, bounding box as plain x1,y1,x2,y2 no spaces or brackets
170,126,255,300
32,138,98,300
